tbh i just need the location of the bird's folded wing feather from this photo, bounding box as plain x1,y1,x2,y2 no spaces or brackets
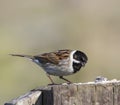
34,50,71,65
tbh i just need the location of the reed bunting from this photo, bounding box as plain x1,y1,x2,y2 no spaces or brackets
10,49,88,84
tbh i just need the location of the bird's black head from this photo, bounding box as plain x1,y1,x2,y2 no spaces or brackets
72,50,88,73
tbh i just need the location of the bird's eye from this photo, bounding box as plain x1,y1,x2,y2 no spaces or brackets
81,57,86,62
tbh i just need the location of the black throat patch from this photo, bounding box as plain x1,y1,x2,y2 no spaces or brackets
73,62,82,73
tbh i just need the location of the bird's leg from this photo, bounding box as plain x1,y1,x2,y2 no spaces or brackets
59,76,72,83
46,73,55,85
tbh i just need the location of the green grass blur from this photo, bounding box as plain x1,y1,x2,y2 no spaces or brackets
0,0,120,104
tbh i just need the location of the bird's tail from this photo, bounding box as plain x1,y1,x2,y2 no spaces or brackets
9,54,34,59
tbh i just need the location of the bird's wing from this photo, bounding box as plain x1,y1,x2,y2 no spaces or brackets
34,49,72,65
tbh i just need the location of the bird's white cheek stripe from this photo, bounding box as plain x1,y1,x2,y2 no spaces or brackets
73,59,80,63
69,50,78,72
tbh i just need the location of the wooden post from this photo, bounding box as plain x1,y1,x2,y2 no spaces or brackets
4,80,120,105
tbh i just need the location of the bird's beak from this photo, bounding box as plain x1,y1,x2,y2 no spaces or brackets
81,62,86,67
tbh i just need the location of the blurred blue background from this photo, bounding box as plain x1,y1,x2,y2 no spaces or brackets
1,0,120,104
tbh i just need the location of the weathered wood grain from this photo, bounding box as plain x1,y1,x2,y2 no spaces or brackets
4,80,120,105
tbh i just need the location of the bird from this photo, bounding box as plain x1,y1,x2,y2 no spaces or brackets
10,49,88,84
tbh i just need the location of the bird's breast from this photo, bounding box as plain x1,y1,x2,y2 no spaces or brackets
42,59,74,76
